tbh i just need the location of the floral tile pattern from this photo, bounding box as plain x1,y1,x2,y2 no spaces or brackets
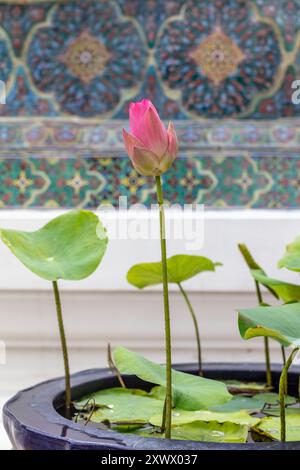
255,0,300,51
0,158,50,207
0,0,298,118
155,0,281,118
27,1,147,117
0,0,299,209
0,154,300,209
115,0,186,48
0,2,53,56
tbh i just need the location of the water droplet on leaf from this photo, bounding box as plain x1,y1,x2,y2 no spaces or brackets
211,431,225,437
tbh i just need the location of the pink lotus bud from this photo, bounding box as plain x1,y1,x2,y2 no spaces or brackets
123,99,178,176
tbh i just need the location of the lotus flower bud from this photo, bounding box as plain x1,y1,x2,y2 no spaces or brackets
123,99,178,176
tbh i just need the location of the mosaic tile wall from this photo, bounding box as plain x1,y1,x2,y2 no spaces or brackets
0,0,300,209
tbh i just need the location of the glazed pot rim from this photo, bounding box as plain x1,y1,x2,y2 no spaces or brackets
3,363,300,450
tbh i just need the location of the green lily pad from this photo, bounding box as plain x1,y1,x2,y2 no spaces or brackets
113,347,232,410
263,407,300,417
210,393,296,414
224,380,270,394
279,236,300,272
75,387,164,424
209,396,265,413
112,424,145,433
254,415,300,441
150,409,260,427
252,392,296,406
75,387,148,407
0,210,108,281
238,302,300,347
127,254,221,288
149,385,166,401
134,421,249,443
171,421,249,443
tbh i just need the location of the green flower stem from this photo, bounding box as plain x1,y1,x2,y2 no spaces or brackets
107,343,126,389
281,346,286,366
281,347,288,394
254,279,263,306
52,280,71,418
178,282,202,376
264,337,272,388
160,397,167,434
255,281,272,388
279,347,299,442
155,175,172,439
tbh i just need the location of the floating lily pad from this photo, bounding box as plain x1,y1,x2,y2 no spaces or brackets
170,421,249,443
149,385,166,401
75,387,148,407
224,380,270,395
238,302,300,348
149,409,260,427
0,210,108,281
252,392,296,406
133,421,248,443
113,347,232,410
127,255,221,288
209,396,265,413
263,407,300,417
210,393,296,415
112,424,145,433
75,387,164,424
254,415,300,441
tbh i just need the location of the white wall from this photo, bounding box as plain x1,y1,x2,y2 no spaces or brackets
0,209,299,291
0,288,285,390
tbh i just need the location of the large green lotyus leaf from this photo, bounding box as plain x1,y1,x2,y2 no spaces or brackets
238,244,278,299
250,270,300,302
238,302,300,347
127,254,221,288
238,244,263,271
0,210,108,281
113,347,231,410
239,243,300,302
279,236,300,272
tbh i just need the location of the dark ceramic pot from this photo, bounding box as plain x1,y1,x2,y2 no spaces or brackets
3,363,300,450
